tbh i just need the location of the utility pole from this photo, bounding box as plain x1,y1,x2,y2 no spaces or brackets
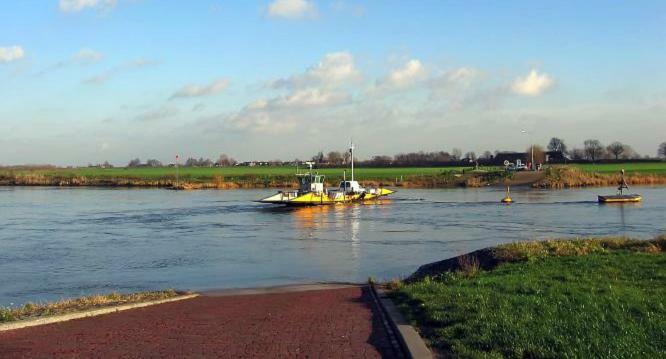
521,130,535,171
175,154,180,187
350,141,355,181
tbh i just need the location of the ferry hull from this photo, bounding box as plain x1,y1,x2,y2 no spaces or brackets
598,194,642,203
259,188,395,206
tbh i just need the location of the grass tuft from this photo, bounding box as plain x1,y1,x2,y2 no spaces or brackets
0,289,185,324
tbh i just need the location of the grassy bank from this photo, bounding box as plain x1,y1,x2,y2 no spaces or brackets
0,166,505,189
391,236,666,358
536,166,666,188
572,162,666,175
0,290,184,323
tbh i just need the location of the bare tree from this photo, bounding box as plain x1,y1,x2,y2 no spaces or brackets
327,151,344,166
606,142,625,160
583,139,604,162
547,137,567,153
215,154,237,167
526,145,546,164
369,155,392,166
464,151,477,160
451,148,462,160
200,158,214,167
570,148,585,160
146,159,163,167
127,158,142,167
184,158,198,167
659,142,666,159
312,151,325,164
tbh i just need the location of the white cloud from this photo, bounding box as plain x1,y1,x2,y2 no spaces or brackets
511,69,554,96
0,46,25,63
170,79,230,99
379,59,427,89
279,88,348,107
224,88,348,133
59,0,117,13
267,0,317,19
72,48,104,65
271,51,358,90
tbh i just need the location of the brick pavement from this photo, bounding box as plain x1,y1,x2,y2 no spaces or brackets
0,286,398,358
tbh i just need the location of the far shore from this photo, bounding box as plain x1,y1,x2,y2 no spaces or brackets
2,163,666,190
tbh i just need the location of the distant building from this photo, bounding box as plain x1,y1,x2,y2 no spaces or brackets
545,151,568,163
493,152,528,165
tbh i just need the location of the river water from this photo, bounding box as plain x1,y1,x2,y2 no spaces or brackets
1,186,664,305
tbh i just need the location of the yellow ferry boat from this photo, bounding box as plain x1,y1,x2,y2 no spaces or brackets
259,143,395,206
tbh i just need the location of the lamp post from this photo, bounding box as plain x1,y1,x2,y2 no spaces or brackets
521,130,534,171
175,154,180,187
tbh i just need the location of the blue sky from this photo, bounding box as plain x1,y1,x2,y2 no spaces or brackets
1,0,665,165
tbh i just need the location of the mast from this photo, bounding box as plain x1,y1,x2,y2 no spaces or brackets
350,141,355,182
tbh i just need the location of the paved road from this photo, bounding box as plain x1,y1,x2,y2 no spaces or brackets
0,286,397,358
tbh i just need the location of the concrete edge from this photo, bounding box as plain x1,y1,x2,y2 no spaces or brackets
201,283,361,297
0,293,199,332
373,285,433,359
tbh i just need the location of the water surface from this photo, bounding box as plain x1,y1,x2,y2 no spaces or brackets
1,186,664,305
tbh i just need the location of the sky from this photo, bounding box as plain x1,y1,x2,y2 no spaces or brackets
1,0,665,165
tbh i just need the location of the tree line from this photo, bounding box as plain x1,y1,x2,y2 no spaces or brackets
115,140,665,168
308,139,666,167
127,154,237,168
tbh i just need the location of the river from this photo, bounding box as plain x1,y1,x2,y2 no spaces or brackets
1,186,664,305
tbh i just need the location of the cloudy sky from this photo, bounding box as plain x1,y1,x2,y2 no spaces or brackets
1,0,665,165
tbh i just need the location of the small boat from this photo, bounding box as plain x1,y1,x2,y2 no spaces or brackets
259,143,395,206
598,169,641,203
598,194,642,203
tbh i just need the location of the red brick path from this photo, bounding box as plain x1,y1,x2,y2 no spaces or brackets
0,287,398,358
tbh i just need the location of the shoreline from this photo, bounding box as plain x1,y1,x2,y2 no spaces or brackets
2,166,666,189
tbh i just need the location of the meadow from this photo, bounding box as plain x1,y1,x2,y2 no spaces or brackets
570,161,666,174
2,162,665,188
1,165,484,183
391,236,666,358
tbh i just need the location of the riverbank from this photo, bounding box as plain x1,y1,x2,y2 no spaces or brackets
534,166,666,188
390,235,666,357
0,166,509,189
3,163,666,189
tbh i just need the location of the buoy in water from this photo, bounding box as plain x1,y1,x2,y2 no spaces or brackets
501,186,513,204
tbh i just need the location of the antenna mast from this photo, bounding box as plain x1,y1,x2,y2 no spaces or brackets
350,141,355,181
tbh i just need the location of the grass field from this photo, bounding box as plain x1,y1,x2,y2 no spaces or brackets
391,237,666,358
570,162,666,175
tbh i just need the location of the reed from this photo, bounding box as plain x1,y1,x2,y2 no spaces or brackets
535,166,666,188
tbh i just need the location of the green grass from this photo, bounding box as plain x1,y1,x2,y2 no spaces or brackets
570,162,666,175
2,165,493,183
391,237,666,358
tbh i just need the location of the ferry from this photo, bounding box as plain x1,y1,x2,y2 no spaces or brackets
598,169,642,203
259,144,395,206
